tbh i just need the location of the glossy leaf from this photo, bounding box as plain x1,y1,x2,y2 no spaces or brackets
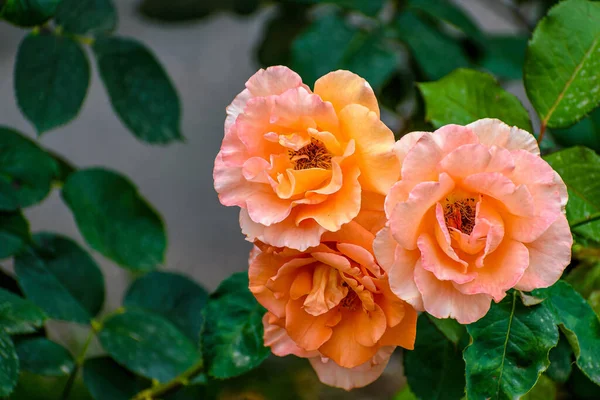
405,314,465,400
0,0,60,26
61,168,166,271
14,233,105,323
92,37,182,144
532,281,600,385
464,291,559,400
83,357,149,400
427,314,466,346
0,331,18,397
408,0,482,40
0,211,29,259
15,338,74,376
524,0,600,128
419,69,533,131
482,36,528,80
98,309,200,382
546,332,573,383
552,108,600,153
202,272,269,379
15,34,90,134
0,127,58,211
55,0,117,35
124,271,208,342
0,288,46,334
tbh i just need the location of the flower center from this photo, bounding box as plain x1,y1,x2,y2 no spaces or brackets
340,289,360,311
288,138,332,170
444,196,477,235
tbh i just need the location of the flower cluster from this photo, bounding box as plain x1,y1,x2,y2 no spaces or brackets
213,66,572,390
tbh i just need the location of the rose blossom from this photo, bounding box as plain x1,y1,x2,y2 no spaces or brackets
374,119,572,324
249,204,417,390
214,66,399,251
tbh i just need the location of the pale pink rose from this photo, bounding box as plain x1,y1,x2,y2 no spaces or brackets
214,66,399,251
374,119,572,324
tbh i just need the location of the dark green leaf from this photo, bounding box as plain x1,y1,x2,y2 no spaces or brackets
14,233,105,323
55,0,117,35
546,332,573,383
532,281,600,385
464,291,559,400
394,11,470,80
15,338,74,376
0,287,46,334
0,331,18,397
48,150,77,184
552,107,600,153
393,386,419,400
566,261,600,300
0,126,58,211
405,314,465,400
98,309,200,382
61,168,166,271
481,36,528,80
522,374,557,400
15,34,90,134
0,0,60,26
568,365,600,399
418,68,533,131
524,0,600,128
408,0,482,40
92,37,182,144
202,272,269,379
83,357,149,400
0,211,29,259
287,0,385,16
10,371,93,400
124,271,208,343
426,314,466,346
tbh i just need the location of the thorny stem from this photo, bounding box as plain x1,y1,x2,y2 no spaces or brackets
131,360,204,400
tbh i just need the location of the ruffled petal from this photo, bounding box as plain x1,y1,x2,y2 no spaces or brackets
467,118,539,155
314,70,380,117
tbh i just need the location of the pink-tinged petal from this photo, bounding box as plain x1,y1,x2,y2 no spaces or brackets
510,150,556,185
438,144,492,180
246,66,308,97
309,347,394,391
390,173,455,250
242,157,271,183
387,246,424,310
214,154,258,208
314,70,380,117
384,180,416,218
271,87,339,134
339,104,400,194
467,118,539,155
468,197,504,260
246,192,292,226
431,124,479,154
322,220,376,253
414,265,492,324
263,313,318,358
459,240,529,301
515,214,572,291
434,203,470,264
225,88,252,134
373,227,397,272
395,131,427,172
311,252,356,275
418,233,475,284
486,145,516,174
462,172,535,217
401,133,443,182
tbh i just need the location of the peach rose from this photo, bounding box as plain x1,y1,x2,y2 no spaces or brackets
249,206,417,390
374,119,572,324
214,66,399,251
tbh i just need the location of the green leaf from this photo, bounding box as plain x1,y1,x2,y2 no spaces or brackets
92,37,182,144
98,309,201,382
0,211,29,259
552,107,600,153
418,69,533,131
15,34,90,134
83,357,149,400
408,0,482,40
546,332,573,383
393,11,470,80
464,291,559,400
0,0,60,27
522,374,557,400
481,35,528,80
404,314,465,400
10,371,93,400
568,366,600,399
124,271,208,343
393,386,419,400
61,168,166,271
202,272,269,379
532,280,600,385
55,0,117,35
0,288,46,334
0,126,58,211
15,338,74,376
524,0,600,128
0,331,18,397
426,314,466,346
14,233,105,323
287,0,385,16
566,261,600,300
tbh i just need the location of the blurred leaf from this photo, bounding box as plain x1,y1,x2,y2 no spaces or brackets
10,370,92,400
92,37,182,144
123,271,208,342
15,34,90,134
0,331,18,397
524,0,600,128
418,68,532,131
14,233,105,323
546,332,573,383
0,127,58,211
61,168,166,271
0,0,60,27
393,11,470,80
552,107,600,153
567,366,600,400
48,150,76,185
0,288,46,334
15,338,74,376
83,357,149,400
408,0,482,40
138,0,259,22
393,386,419,400
287,0,385,17
481,35,528,80
202,272,269,379
532,281,600,385
566,262,600,300
426,314,466,346
464,291,559,399
405,314,465,400
522,374,557,400
98,309,201,382
590,291,600,317
0,211,29,259
55,0,117,35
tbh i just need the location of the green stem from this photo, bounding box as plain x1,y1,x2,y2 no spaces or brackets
61,325,97,400
570,212,600,229
132,360,204,400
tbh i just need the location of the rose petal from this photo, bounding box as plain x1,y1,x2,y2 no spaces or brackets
467,118,539,155
314,70,380,117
